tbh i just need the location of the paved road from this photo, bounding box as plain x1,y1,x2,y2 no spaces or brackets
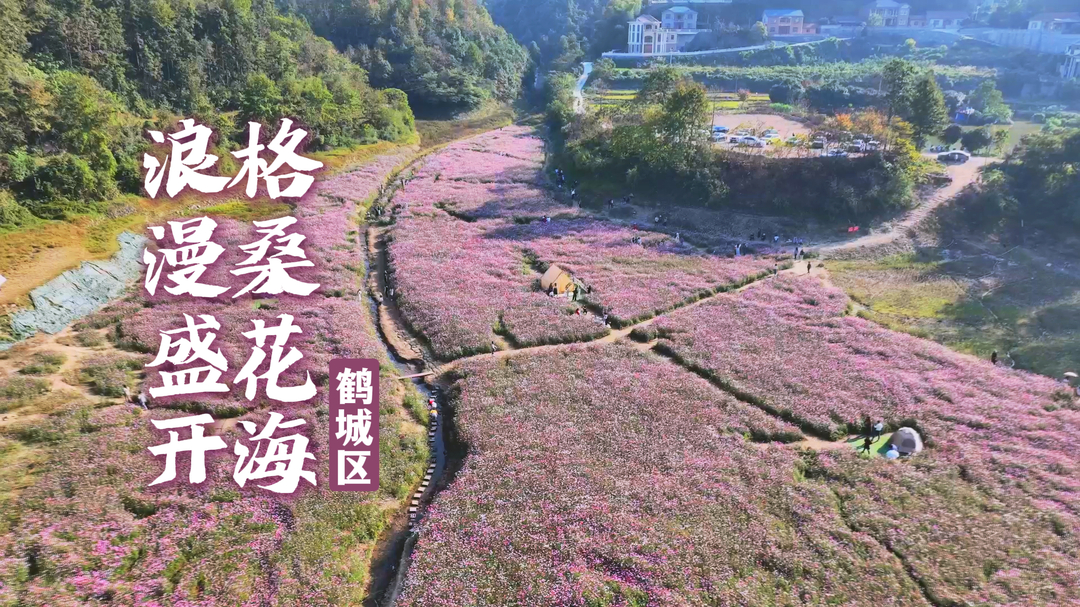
573,62,593,114
821,155,997,252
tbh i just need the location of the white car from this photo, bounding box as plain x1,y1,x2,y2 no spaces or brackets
711,131,725,142
739,136,765,148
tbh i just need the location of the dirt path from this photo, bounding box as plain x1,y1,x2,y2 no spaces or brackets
367,226,426,365
821,156,996,253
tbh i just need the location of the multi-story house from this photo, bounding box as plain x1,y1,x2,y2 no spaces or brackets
761,9,806,35
627,7,705,54
861,0,910,27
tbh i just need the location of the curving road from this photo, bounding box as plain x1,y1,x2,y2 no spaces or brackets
820,154,996,253
573,62,593,114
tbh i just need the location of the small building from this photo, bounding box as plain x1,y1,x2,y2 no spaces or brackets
926,10,968,30
861,0,911,27
908,14,927,28
1028,12,1080,31
891,427,924,455
762,9,806,35
540,265,574,295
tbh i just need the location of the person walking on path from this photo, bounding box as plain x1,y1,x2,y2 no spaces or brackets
807,261,812,274
491,341,498,356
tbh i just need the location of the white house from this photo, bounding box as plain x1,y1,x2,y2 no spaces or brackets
861,0,911,27
627,8,705,54
628,15,677,54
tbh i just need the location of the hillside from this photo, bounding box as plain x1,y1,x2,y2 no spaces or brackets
289,0,529,110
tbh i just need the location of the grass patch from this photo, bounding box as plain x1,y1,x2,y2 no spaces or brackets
18,351,66,376
831,248,1080,378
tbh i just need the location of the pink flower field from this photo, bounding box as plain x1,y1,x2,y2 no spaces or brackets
408,126,545,185
0,147,429,605
400,341,1080,606
401,345,924,606
507,218,777,324
388,215,608,359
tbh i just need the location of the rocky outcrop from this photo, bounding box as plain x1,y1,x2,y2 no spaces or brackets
5,232,146,344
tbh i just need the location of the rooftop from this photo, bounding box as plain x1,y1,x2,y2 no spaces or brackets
865,0,909,8
763,9,804,17
665,6,696,14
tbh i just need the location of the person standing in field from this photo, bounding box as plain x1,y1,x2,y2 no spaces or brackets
873,420,884,440
807,261,812,274
491,341,497,356
991,350,998,365
860,436,873,454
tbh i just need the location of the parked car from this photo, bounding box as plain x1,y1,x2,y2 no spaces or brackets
711,131,725,142
938,150,971,164
735,130,751,137
866,140,881,151
785,136,801,145
762,132,781,144
811,138,826,149
847,140,865,153
825,149,849,158
739,136,765,148
713,125,729,133
729,135,741,144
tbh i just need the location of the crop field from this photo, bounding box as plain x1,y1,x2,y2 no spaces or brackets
0,149,429,604
402,340,1080,606
588,88,771,112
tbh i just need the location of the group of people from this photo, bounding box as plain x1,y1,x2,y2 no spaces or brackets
858,417,895,457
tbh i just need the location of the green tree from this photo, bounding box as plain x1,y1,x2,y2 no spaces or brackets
654,80,710,160
943,124,963,146
962,126,993,153
908,74,949,148
750,22,768,44
635,66,682,105
969,81,1013,123
881,58,918,122
239,73,284,125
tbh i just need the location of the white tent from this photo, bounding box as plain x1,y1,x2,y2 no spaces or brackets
892,427,924,455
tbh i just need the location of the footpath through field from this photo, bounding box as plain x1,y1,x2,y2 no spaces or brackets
820,154,997,253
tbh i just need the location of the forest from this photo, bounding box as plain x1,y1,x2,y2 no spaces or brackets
287,0,529,110
0,0,528,230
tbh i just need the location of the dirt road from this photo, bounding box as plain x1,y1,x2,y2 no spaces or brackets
821,155,996,253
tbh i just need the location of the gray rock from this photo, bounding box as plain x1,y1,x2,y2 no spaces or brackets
8,231,146,340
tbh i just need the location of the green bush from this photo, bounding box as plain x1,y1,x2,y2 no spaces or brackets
0,190,34,230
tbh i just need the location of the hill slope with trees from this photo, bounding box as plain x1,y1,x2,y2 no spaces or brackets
0,0,419,226
288,0,529,110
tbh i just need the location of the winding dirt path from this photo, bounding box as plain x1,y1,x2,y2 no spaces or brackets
820,155,996,253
